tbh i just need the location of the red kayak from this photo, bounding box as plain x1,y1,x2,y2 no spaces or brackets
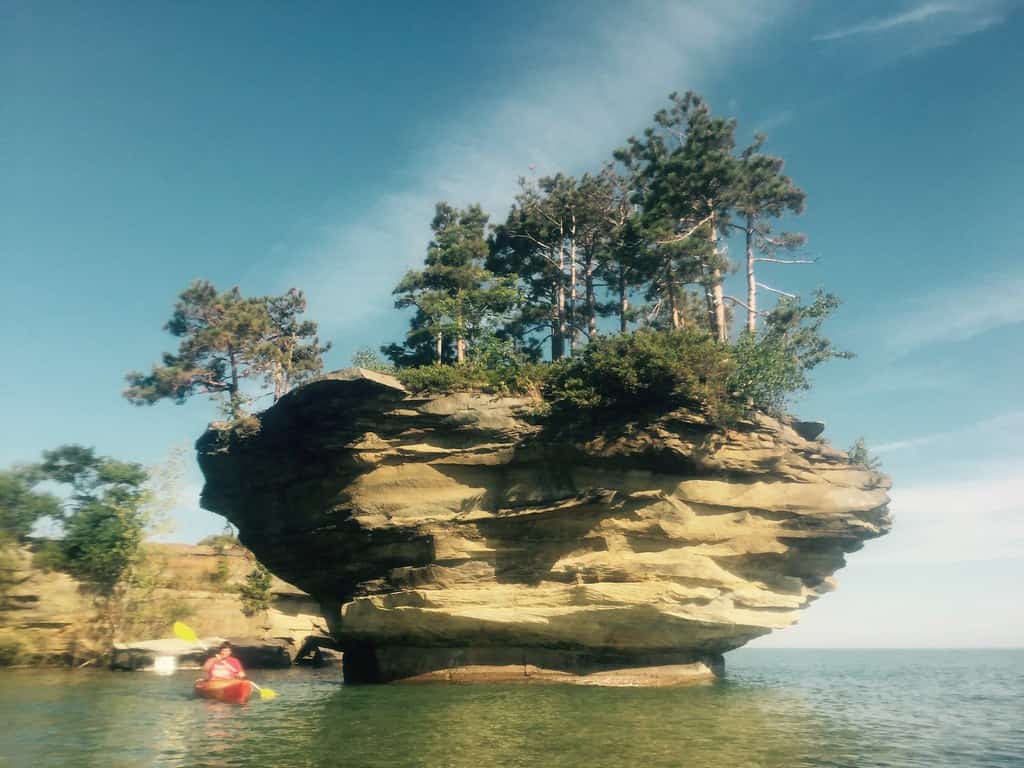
194,679,254,704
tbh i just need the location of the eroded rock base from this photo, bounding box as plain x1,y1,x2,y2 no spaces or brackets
342,644,723,687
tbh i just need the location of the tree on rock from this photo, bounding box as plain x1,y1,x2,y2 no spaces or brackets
386,203,518,366
125,281,329,418
622,92,738,341
258,289,332,401
732,134,808,332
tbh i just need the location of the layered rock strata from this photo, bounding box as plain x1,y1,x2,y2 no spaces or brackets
197,368,891,685
0,543,324,665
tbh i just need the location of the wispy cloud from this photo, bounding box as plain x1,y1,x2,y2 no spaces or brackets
815,3,961,41
884,270,1024,353
280,1,792,337
874,410,1024,454
813,1,1011,44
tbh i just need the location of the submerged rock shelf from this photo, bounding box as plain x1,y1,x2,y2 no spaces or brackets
197,368,891,685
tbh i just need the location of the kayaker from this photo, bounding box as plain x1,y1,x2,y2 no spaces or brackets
202,641,246,680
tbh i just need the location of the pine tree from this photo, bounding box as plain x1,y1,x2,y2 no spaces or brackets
623,92,739,341
125,281,329,417
490,174,609,360
258,289,332,401
732,134,808,332
387,203,517,366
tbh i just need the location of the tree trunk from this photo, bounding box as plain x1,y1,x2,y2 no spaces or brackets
456,300,466,365
667,266,681,330
709,211,728,342
619,270,629,334
568,223,578,355
228,347,241,419
550,313,563,361
435,332,443,363
745,213,757,333
554,242,567,361
585,256,597,339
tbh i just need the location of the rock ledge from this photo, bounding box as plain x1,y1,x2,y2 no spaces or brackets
197,369,891,685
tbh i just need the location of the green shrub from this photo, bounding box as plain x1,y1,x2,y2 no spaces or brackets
397,357,547,397
238,564,273,617
30,539,65,572
197,532,240,549
729,331,804,415
206,554,232,588
397,363,487,393
351,348,396,374
542,329,738,422
848,437,882,470
0,630,25,666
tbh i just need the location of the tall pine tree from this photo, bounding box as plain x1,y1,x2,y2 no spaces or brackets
732,134,808,332
386,203,517,366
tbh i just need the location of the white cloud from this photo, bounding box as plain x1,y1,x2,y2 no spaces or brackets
813,1,1009,43
884,270,1024,353
814,3,961,41
860,460,1024,564
280,1,793,335
874,410,1024,454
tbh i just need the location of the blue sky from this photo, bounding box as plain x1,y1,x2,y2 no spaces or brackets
2,1,1021,647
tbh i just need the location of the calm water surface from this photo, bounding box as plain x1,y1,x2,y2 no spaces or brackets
0,650,1020,767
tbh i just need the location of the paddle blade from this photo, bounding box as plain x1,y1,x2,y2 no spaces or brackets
173,621,199,644
258,686,278,700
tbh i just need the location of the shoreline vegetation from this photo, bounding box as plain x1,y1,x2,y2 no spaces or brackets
1,91,881,668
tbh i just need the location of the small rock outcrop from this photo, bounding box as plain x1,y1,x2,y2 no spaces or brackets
197,369,891,685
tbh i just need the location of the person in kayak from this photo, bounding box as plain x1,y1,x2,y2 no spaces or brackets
202,641,246,680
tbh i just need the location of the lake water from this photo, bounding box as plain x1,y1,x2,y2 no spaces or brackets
0,650,1020,767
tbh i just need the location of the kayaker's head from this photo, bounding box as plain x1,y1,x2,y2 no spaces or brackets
217,641,233,659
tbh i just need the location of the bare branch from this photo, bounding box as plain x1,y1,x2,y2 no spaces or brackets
724,296,769,315
756,282,797,298
754,257,817,265
655,213,714,245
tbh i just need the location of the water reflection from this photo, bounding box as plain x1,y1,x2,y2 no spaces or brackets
298,680,832,768
2,652,1022,768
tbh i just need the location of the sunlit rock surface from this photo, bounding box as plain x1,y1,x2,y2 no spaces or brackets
0,543,323,664
197,368,891,685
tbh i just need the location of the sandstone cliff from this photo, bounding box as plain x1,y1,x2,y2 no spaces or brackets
0,542,324,664
197,368,891,685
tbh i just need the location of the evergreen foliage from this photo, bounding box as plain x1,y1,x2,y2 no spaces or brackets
125,281,329,419
542,329,738,421
848,438,882,470
0,467,61,541
238,564,273,617
730,292,851,414
385,203,520,366
382,87,850,420
351,348,395,374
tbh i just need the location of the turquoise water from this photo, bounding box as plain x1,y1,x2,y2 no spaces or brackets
0,650,1020,767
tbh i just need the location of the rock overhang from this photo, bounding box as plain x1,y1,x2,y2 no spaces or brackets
197,368,891,684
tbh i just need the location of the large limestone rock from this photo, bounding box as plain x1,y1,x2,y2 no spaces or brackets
197,368,891,685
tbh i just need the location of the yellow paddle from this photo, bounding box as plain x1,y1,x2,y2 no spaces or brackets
173,621,278,700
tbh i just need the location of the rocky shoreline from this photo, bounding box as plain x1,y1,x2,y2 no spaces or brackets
0,542,327,667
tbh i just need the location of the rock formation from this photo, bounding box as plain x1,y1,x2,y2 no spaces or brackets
197,368,891,685
0,542,324,665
